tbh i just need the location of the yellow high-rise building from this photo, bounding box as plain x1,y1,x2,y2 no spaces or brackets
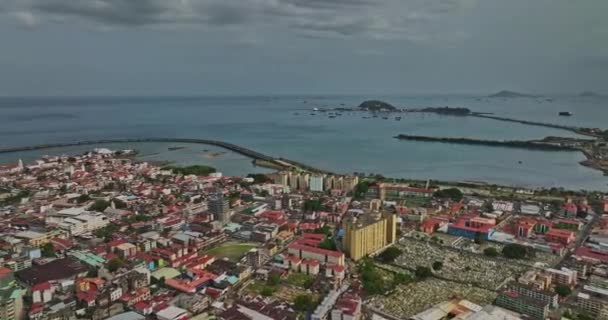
343,212,397,261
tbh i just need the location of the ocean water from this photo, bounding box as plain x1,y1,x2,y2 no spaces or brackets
0,95,606,191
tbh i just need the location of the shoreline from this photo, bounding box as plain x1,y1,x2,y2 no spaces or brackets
395,134,608,176
0,138,606,191
0,138,332,174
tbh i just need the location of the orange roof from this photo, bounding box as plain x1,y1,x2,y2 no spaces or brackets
0,267,12,278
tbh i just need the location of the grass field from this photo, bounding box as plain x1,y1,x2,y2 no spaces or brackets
284,273,314,288
204,242,256,262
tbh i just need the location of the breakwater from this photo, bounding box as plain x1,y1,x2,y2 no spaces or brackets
470,114,598,137
394,135,580,152
0,138,331,174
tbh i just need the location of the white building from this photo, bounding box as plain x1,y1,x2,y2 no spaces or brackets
46,208,109,236
310,175,325,192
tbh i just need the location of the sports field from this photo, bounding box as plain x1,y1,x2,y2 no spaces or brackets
204,242,256,261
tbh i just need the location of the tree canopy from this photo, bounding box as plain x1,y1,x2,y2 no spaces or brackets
502,243,534,259
247,173,273,184
293,294,316,312
483,247,499,257
303,199,323,212
415,266,433,279
89,200,110,212
432,261,443,271
555,284,572,297
353,181,371,200
433,188,463,201
162,165,216,176
107,258,124,272
377,247,402,264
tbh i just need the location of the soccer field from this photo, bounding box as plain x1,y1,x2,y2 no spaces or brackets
204,242,257,261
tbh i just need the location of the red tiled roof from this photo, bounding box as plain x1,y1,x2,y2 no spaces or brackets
575,247,608,263
327,264,345,273
302,233,325,240
32,282,51,291
288,243,343,258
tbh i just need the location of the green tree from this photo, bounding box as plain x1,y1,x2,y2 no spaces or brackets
107,258,124,272
268,274,281,286
555,284,572,297
89,200,110,212
353,181,371,200
474,232,485,245
482,201,494,213
162,165,216,176
247,174,273,184
303,199,323,212
113,199,127,209
41,243,55,257
313,225,332,236
94,224,119,240
87,268,98,278
483,247,499,257
393,273,412,285
502,243,530,259
359,259,386,295
377,247,402,264
432,261,443,271
293,294,315,312
415,266,433,279
433,188,463,201
260,286,274,297
318,237,337,250
76,194,91,204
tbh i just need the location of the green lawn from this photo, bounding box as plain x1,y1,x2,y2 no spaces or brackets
204,242,256,261
285,273,314,288
244,280,271,295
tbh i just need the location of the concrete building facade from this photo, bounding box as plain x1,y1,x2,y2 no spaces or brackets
342,212,397,261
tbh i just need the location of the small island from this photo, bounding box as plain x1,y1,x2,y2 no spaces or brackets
358,100,398,112
488,90,538,98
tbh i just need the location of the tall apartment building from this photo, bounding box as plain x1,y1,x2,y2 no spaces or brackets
342,212,397,261
546,267,577,287
507,281,559,309
495,289,549,320
0,268,24,320
576,292,608,320
309,174,325,192
208,190,230,224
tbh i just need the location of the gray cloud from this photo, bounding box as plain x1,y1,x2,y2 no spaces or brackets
2,0,477,41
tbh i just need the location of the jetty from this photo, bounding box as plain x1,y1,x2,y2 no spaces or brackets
470,114,599,137
394,135,580,152
0,138,332,174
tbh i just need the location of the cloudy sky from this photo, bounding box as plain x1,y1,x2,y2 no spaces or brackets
0,0,606,96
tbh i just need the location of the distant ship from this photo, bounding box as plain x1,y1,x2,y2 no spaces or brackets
558,111,573,116
395,117,402,121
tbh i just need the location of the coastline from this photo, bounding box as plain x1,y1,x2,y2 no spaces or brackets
395,134,608,176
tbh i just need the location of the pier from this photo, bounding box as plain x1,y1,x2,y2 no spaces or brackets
470,114,598,137
0,138,332,174
394,134,580,152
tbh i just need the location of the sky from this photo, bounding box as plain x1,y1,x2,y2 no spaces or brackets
0,0,607,96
